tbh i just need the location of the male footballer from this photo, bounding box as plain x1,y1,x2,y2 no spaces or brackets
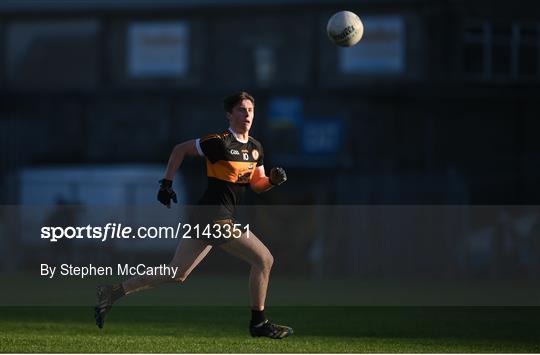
94,91,293,339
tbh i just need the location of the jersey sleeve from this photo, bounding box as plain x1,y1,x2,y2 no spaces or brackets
195,134,224,164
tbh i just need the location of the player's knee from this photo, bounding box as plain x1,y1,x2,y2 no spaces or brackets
258,252,274,272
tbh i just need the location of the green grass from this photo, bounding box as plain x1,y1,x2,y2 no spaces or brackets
1,306,540,353
3,274,540,307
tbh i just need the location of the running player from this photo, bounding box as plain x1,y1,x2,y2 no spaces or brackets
95,91,293,339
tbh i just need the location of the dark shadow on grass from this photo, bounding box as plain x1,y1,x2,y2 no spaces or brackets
276,306,540,342
1,306,540,344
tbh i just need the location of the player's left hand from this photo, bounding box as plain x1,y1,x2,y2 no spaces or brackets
269,167,287,186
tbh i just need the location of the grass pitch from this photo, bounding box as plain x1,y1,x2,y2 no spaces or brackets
1,306,540,353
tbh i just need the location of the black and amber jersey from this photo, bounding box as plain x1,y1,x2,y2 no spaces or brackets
195,128,264,218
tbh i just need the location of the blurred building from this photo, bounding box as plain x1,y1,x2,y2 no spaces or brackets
1,0,539,205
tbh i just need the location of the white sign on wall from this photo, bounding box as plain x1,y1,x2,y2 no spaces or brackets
339,16,405,75
128,22,189,78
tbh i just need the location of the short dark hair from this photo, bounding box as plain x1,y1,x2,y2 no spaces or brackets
223,91,255,113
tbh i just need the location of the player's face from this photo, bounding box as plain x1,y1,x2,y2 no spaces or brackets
227,99,254,133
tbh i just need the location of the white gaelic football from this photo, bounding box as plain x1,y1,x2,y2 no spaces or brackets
326,10,364,47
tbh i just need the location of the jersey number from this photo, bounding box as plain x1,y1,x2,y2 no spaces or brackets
242,153,249,161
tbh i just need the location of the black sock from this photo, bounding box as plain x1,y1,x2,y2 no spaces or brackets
111,283,125,303
251,309,266,326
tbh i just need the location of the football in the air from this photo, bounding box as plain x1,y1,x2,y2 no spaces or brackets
326,10,364,47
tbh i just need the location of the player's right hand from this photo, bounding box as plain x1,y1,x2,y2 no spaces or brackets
157,179,177,208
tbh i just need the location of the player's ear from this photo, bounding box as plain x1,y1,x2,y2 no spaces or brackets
225,111,232,120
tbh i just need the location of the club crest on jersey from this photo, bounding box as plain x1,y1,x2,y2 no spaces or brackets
252,149,259,160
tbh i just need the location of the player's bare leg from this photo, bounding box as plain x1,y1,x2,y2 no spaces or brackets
220,229,272,310
219,229,293,339
95,238,212,328
123,238,212,293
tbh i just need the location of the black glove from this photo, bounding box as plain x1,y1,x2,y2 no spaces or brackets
269,167,287,186
157,179,177,208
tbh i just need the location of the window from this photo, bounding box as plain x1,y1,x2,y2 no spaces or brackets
6,20,100,89
338,16,406,76
518,25,539,77
462,21,539,80
127,22,190,79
